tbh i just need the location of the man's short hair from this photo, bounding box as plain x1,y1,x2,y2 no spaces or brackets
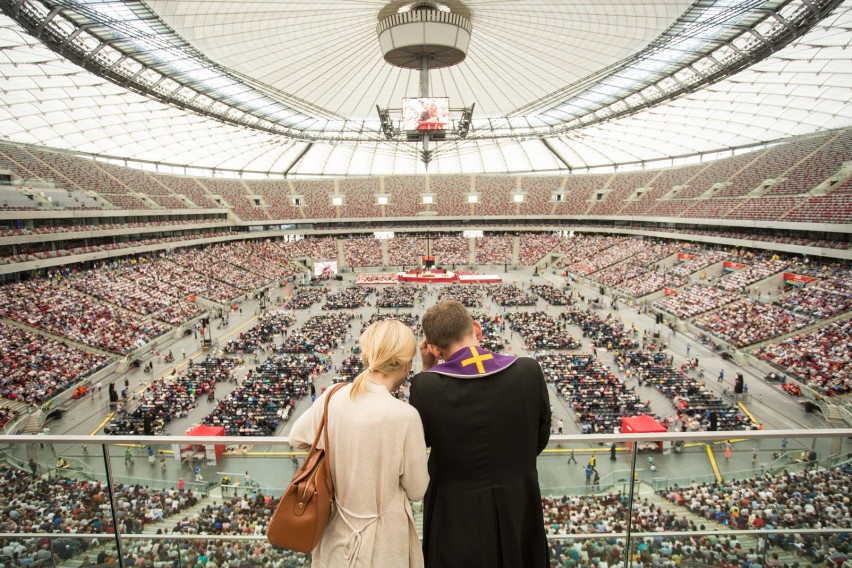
422,300,475,349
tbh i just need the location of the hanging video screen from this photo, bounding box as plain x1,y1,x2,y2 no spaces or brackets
401,97,450,131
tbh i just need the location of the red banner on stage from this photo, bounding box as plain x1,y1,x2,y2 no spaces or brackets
723,261,747,271
677,253,695,260
664,288,678,296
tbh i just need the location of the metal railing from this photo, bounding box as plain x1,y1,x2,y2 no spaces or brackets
0,429,848,568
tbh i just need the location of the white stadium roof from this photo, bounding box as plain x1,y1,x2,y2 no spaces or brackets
0,0,850,176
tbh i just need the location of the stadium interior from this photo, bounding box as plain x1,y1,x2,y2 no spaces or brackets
0,0,850,566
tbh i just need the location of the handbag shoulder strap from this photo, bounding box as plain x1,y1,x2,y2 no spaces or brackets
307,382,346,454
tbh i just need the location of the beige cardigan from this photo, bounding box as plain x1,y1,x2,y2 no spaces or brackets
289,381,429,568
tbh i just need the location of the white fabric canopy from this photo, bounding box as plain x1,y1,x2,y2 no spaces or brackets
0,0,849,175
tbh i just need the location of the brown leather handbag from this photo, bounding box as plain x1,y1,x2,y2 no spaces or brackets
267,383,345,552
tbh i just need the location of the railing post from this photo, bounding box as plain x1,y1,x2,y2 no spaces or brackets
625,441,639,566
101,443,126,567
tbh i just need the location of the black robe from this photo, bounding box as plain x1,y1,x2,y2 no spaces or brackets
410,353,551,568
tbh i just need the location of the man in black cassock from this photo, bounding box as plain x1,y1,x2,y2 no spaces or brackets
409,300,551,568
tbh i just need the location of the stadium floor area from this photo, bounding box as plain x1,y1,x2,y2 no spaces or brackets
32,265,836,494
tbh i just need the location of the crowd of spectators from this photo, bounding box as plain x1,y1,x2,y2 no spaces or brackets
105,357,236,435
471,312,506,353
654,284,740,319
204,241,299,281
166,248,269,293
629,242,683,267
355,273,398,284
518,233,560,265
474,236,513,265
564,238,645,275
0,322,111,403
204,352,320,436
0,231,237,266
543,493,695,536
363,312,422,336
279,236,337,261
343,237,383,267
505,311,581,350
0,464,198,534
323,286,373,310
693,299,812,347
376,285,421,308
539,353,652,434
619,272,687,298
616,351,753,431
282,286,326,309
715,259,790,293
669,250,731,278
153,257,243,304
560,308,638,351
387,236,423,267
531,284,572,305
432,236,470,265
280,313,353,354
0,280,169,354
438,284,484,307
755,319,851,396
487,284,536,306
222,309,295,355
554,235,626,269
663,468,852,565
590,263,647,287
336,353,364,383
115,539,307,568
773,275,852,320
68,263,203,326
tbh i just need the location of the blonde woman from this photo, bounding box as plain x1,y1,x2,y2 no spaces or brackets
288,319,429,568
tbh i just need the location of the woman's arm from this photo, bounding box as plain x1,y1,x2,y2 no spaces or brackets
287,393,324,449
400,410,429,501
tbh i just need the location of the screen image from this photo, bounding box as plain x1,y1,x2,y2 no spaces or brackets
402,97,449,131
313,261,338,277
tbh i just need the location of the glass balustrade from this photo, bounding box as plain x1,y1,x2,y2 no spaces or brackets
0,429,848,567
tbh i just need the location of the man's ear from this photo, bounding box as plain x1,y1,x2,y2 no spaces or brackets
427,343,443,360
473,320,483,341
